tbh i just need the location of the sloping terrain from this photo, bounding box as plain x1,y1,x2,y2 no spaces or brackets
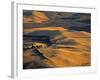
23,28,90,69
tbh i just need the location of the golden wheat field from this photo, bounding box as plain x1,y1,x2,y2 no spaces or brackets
23,10,91,69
